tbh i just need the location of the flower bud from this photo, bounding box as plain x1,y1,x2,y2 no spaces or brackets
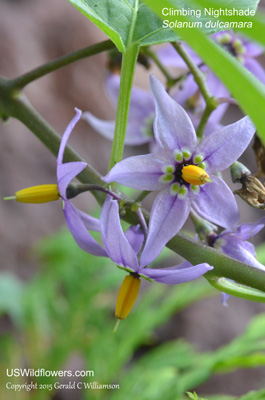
182,165,211,185
230,161,250,183
115,274,141,320
12,184,59,203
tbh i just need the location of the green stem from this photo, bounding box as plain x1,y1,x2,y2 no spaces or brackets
0,77,104,203
108,0,140,170
142,47,177,89
66,183,122,201
207,276,265,303
2,79,265,297
172,41,211,103
135,190,150,202
166,233,265,294
10,40,115,91
196,96,218,139
171,42,219,139
108,45,139,170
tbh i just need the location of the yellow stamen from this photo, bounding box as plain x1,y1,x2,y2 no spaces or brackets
115,274,141,320
113,319,121,334
182,165,211,186
14,184,59,203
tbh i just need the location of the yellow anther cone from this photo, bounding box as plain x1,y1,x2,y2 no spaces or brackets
14,184,59,203
182,165,211,186
115,274,141,320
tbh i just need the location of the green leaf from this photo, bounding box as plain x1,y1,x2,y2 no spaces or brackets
0,273,24,325
142,0,265,144
66,0,177,52
65,0,256,52
238,389,265,400
256,243,265,264
187,392,207,400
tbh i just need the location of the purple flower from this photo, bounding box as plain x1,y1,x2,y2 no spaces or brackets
83,74,155,147
212,217,265,272
210,217,265,304
157,31,265,127
57,108,106,257
82,74,221,151
101,195,212,283
103,75,256,265
158,31,265,84
101,195,213,320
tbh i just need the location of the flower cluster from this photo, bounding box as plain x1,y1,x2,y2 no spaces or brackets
157,30,265,126
103,75,255,265
7,30,265,321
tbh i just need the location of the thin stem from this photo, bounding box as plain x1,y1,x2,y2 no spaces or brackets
0,77,104,204
196,97,217,139
166,233,265,294
207,276,265,303
135,190,150,202
171,42,218,139
108,44,139,170
2,78,265,296
66,183,122,201
142,47,177,89
135,207,148,239
172,41,212,103
108,0,140,170
218,97,238,106
10,40,115,91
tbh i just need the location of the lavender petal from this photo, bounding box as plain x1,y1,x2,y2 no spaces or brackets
102,153,171,190
141,262,213,284
191,176,239,230
57,162,87,199
57,108,82,166
244,59,265,85
63,201,106,257
100,196,139,271
197,116,255,173
140,187,191,267
150,74,197,152
125,225,144,255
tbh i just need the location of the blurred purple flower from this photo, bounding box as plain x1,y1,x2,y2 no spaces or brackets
210,217,265,304
103,75,256,265
83,74,155,147
212,217,265,271
101,195,213,283
57,108,106,257
158,31,265,126
82,73,221,151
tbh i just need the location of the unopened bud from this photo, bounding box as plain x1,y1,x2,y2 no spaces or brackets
230,161,250,183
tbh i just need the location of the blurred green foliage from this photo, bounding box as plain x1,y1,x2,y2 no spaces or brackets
0,229,265,400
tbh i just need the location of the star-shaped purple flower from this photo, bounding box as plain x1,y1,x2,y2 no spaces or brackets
57,108,106,257
101,195,213,284
103,75,256,266
82,73,222,152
